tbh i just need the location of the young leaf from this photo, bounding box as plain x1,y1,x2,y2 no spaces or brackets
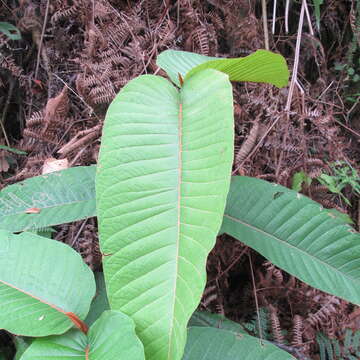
221,176,360,305
312,0,323,29
96,70,234,360
157,49,289,88
0,230,95,336
183,327,295,359
20,311,145,360
0,166,96,232
291,171,312,192
0,22,21,40
0,145,27,155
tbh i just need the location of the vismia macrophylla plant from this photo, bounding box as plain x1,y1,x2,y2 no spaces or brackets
8,49,351,360
95,49,289,360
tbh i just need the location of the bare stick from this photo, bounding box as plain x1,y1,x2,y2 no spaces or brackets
34,0,50,80
262,0,270,50
272,0,277,34
285,0,305,111
285,0,290,33
303,0,314,35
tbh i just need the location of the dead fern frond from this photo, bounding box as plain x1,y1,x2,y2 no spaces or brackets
207,10,224,30
235,121,259,166
76,223,101,270
291,315,304,347
190,27,210,55
0,55,26,86
26,111,43,127
51,1,84,24
269,305,285,344
201,285,218,309
43,86,69,126
305,296,341,330
263,261,283,285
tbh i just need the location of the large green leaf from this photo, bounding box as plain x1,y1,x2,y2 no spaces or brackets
183,327,295,359
96,70,234,360
157,49,289,88
20,311,145,360
0,166,96,232
0,230,95,336
221,176,360,305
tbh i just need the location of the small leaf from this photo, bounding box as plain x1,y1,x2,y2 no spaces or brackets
291,171,312,192
0,145,27,155
0,22,21,40
20,311,145,360
183,327,295,359
0,166,96,232
312,0,324,29
318,174,340,193
0,230,95,336
157,49,289,88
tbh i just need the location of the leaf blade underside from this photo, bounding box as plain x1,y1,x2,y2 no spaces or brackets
0,166,96,232
96,70,234,360
0,231,95,336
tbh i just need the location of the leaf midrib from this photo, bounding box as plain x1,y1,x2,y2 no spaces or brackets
168,99,183,359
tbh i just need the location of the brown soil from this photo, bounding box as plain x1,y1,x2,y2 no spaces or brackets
1,0,360,359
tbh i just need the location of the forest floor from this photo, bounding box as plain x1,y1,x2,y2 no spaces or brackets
1,0,360,359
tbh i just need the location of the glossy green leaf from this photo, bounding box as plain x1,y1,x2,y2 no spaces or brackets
0,22,21,40
221,176,360,305
96,71,234,360
0,230,95,336
157,49,289,88
20,311,145,360
0,166,96,232
184,327,295,359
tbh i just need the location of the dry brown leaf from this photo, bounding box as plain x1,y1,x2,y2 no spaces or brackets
42,157,69,174
43,86,69,125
